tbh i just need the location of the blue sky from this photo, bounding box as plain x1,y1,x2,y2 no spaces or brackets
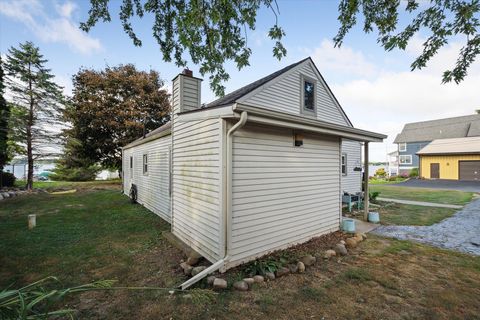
1,0,480,161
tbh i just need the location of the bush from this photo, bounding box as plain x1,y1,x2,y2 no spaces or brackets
0,171,16,187
369,191,380,202
375,168,387,178
388,176,398,181
49,164,101,181
409,168,419,177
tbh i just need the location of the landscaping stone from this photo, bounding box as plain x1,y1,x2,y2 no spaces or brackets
324,249,336,259
340,240,346,245
288,263,298,273
345,237,358,249
297,261,305,273
275,267,290,278
2,192,10,198
265,272,275,280
253,275,264,283
8,191,16,197
207,276,216,285
356,232,367,241
300,255,316,266
213,278,227,290
186,251,202,266
243,277,255,285
334,243,348,256
0,194,3,200
191,266,207,276
180,262,193,276
233,280,249,291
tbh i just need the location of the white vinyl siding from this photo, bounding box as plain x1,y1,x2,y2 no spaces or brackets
122,135,171,222
341,139,362,194
172,117,222,263
240,61,349,126
228,123,341,267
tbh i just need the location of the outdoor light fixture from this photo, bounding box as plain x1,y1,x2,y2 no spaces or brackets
294,132,304,147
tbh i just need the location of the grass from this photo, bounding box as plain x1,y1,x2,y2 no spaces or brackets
369,178,407,185
370,184,473,205
377,202,459,226
13,179,122,191
2,183,480,319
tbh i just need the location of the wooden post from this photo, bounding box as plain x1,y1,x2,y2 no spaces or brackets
28,214,36,229
364,142,369,221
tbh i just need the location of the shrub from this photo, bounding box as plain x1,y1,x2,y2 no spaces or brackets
388,176,397,181
49,164,101,181
409,168,419,177
369,191,380,202
0,171,16,187
375,168,387,178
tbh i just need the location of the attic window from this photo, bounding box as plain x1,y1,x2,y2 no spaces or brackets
301,75,316,116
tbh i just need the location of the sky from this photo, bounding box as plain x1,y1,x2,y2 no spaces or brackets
1,0,480,161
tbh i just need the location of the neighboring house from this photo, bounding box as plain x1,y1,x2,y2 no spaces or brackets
122,57,386,288
394,114,480,176
418,137,480,181
387,151,399,176
4,158,56,180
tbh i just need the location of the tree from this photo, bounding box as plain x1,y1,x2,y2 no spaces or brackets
81,0,286,96
4,42,65,190
334,0,480,84
0,56,10,187
66,64,170,172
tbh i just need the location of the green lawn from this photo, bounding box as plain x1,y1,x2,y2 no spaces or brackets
376,202,458,226
14,179,122,191
2,184,480,319
370,185,474,205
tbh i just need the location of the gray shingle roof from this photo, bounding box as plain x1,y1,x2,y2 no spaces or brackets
206,58,310,108
394,114,480,143
417,136,480,155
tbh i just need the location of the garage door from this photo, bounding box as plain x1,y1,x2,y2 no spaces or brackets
459,161,480,181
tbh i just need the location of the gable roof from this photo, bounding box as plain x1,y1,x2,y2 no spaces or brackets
207,58,310,108
417,136,480,155
204,57,353,127
394,114,480,143
123,122,171,150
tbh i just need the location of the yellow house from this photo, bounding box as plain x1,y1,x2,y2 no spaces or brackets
418,137,480,181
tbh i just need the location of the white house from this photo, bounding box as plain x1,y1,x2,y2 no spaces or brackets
122,58,386,289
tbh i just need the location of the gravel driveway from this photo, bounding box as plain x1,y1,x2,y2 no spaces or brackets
373,198,480,255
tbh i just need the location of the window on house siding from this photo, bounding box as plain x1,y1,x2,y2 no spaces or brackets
399,155,412,164
341,153,347,175
399,143,407,152
143,154,148,174
301,75,316,116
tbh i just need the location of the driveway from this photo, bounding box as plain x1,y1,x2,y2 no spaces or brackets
388,179,480,192
373,198,480,255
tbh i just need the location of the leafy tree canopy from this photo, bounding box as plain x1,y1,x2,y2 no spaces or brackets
335,0,480,84
0,56,10,172
67,64,170,170
81,0,286,96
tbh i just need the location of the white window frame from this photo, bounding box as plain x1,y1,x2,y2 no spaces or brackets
399,143,407,152
341,153,347,176
300,74,317,117
399,155,412,165
143,154,148,175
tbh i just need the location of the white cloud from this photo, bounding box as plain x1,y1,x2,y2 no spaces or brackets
0,0,102,55
302,39,378,78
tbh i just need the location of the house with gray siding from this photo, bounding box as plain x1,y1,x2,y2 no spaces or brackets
122,57,386,289
394,114,480,175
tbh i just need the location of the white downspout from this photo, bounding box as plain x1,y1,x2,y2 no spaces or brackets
179,110,248,290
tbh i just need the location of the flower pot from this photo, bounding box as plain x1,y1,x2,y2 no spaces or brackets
342,218,356,233
368,211,380,223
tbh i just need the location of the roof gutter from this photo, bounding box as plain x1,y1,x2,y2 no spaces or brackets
179,110,248,290
233,103,386,142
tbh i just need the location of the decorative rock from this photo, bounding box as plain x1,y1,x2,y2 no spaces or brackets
0,194,4,200
300,255,316,266
334,243,348,256
8,191,16,197
180,262,193,276
243,277,255,285
340,240,346,245
297,261,305,273
323,249,337,259
289,264,299,273
345,237,358,249
265,272,275,280
275,267,290,278
253,275,264,283
186,251,202,266
207,275,216,285
213,278,228,290
233,280,249,291
2,192,10,198
191,266,207,276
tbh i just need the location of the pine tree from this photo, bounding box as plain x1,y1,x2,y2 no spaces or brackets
0,56,11,188
5,42,65,190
